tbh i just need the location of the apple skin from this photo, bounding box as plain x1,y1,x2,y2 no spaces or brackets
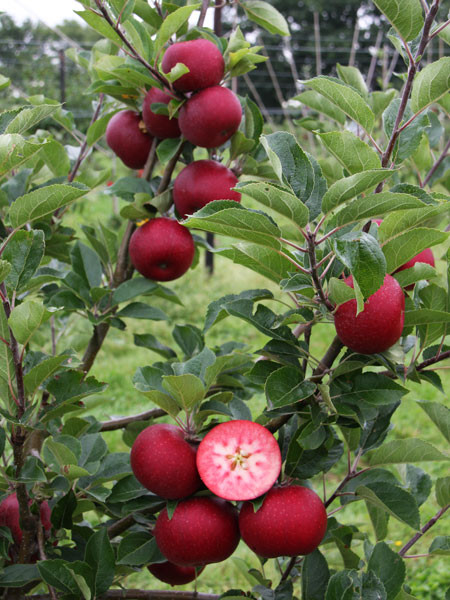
162,39,224,92
239,485,327,558
395,248,435,290
106,110,153,169
128,218,195,282
334,274,405,354
173,160,241,219
178,86,242,149
0,492,51,545
130,424,201,499
148,562,204,586
154,497,240,566
142,88,181,139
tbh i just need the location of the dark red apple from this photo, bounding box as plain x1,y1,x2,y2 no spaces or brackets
130,424,201,499
395,248,435,290
178,86,242,148
148,561,204,586
162,39,224,92
0,492,51,545
196,420,281,501
334,274,405,354
154,497,240,566
106,110,153,169
142,88,181,139
239,485,327,558
173,160,241,219
128,218,195,282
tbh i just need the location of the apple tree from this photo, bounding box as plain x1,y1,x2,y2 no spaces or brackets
0,0,449,599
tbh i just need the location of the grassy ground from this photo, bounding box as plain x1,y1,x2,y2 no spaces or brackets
62,192,449,599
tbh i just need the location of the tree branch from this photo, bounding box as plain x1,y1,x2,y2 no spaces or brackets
197,0,210,27
421,138,450,188
101,408,166,432
399,504,449,557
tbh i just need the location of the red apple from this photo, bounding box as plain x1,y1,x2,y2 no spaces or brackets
173,160,241,219
154,497,240,566
128,218,195,282
239,485,327,558
0,492,51,545
178,86,242,148
395,248,435,290
334,274,405,354
162,39,224,93
130,424,201,499
148,561,204,586
106,110,153,169
196,420,282,501
142,88,181,139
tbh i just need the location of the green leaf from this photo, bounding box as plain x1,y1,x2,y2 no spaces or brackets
293,90,346,125
435,476,450,507
0,564,40,587
42,140,71,177
46,371,107,405
8,301,52,346
84,528,115,596
260,132,315,202
302,549,330,600
372,0,424,41
318,131,381,174
116,302,167,321
9,183,88,228
204,289,273,332
133,367,180,418
0,260,11,284
0,134,47,177
393,262,436,288
366,439,449,465
333,232,386,300
0,74,10,90
51,490,77,529
383,99,430,162
5,104,59,134
429,536,450,555
3,230,45,292
184,201,282,249
368,542,405,600
242,1,289,36
416,401,450,443
162,374,205,411
328,277,355,306
86,110,119,147
336,64,368,97
356,483,420,529
218,243,292,284
303,76,375,132
366,502,390,541
117,533,164,565
238,181,309,227
134,333,176,359
156,138,183,164
155,4,200,53
381,227,448,273
76,10,123,44
411,57,450,113
24,355,67,397
323,170,395,213
265,366,316,408
329,192,424,227
112,277,158,304
325,571,355,600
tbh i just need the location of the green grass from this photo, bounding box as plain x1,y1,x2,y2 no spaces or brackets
60,192,449,598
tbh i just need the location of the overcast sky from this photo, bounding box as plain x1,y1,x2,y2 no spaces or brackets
1,0,84,26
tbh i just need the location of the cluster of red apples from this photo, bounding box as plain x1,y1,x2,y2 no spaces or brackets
130,420,327,586
105,38,242,283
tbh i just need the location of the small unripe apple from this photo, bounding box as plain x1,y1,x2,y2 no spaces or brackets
395,248,435,290
105,110,153,169
334,274,405,354
0,492,51,545
162,39,224,92
142,88,181,139
148,561,204,586
128,218,195,282
173,160,241,219
130,424,201,499
154,497,240,566
178,86,242,148
239,485,327,558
